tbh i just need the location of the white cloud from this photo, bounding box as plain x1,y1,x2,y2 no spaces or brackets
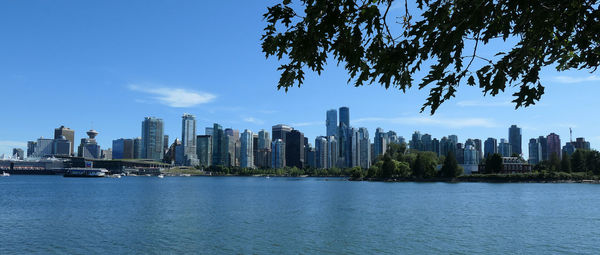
243,117,264,125
354,116,497,128
552,75,600,84
291,121,322,127
129,84,216,108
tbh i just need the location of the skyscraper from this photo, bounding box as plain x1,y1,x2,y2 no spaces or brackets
421,134,432,152
253,134,259,167
528,138,542,164
498,138,512,157
326,109,337,137
432,138,440,156
285,129,305,168
181,114,198,166
337,124,351,167
387,131,398,144
54,125,75,156
410,131,423,151
509,125,522,156
339,106,350,127
53,136,71,156
350,128,360,167
27,141,36,157
211,124,227,166
101,149,112,160
573,137,591,150
133,137,142,159
163,135,169,153
473,139,483,162
240,129,254,168
112,138,134,159
373,128,387,159
463,145,479,165
327,136,338,168
440,136,456,157
34,138,53,157
315,136,328,169
258,129,271,149
272,124,292,144
205,127,214,136
484,138,498,158
12,148,24,160
456,143,465,164
448,135,458,146
271,139,285,168
78,130,101,159
141,117,164,161
306,147,316,168
538,136,548,161
562,143,576,156
225,128,240,167
196,135,212,167
358,127,371,169
547,133,561,159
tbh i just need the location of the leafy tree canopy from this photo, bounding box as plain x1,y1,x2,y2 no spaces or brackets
441,151,462,177
262,0,600,113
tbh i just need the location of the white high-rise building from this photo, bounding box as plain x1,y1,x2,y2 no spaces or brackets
181,114,198,166
327,136,338,169
358,127,371,169
315,136,328,169
240,129,254,168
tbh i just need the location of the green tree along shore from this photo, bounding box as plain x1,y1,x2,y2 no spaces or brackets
169,144,600,183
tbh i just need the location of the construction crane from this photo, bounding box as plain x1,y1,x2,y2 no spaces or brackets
570,127,573,143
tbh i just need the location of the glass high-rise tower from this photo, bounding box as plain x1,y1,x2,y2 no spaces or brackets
141,117,164,161
339,107,349,128
240,129,254,168
326,109,337,137
181,114,198,166
509,125,522,156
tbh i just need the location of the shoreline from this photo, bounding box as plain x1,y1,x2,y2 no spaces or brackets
349,177,600,184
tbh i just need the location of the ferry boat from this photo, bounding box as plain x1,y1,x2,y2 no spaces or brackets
64,168,108,178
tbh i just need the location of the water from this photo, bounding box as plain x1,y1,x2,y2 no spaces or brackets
1,176,599,254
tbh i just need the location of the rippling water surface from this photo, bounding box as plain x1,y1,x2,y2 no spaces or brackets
1,176,600,254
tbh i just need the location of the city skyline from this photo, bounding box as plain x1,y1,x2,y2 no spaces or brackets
1,1,599,157
5,106,594,165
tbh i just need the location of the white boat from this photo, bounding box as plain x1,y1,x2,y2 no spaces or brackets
2,172,9,177
64,168,108,178
158,174,164,178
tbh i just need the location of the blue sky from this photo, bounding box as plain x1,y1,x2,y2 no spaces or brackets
1,0,599,158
